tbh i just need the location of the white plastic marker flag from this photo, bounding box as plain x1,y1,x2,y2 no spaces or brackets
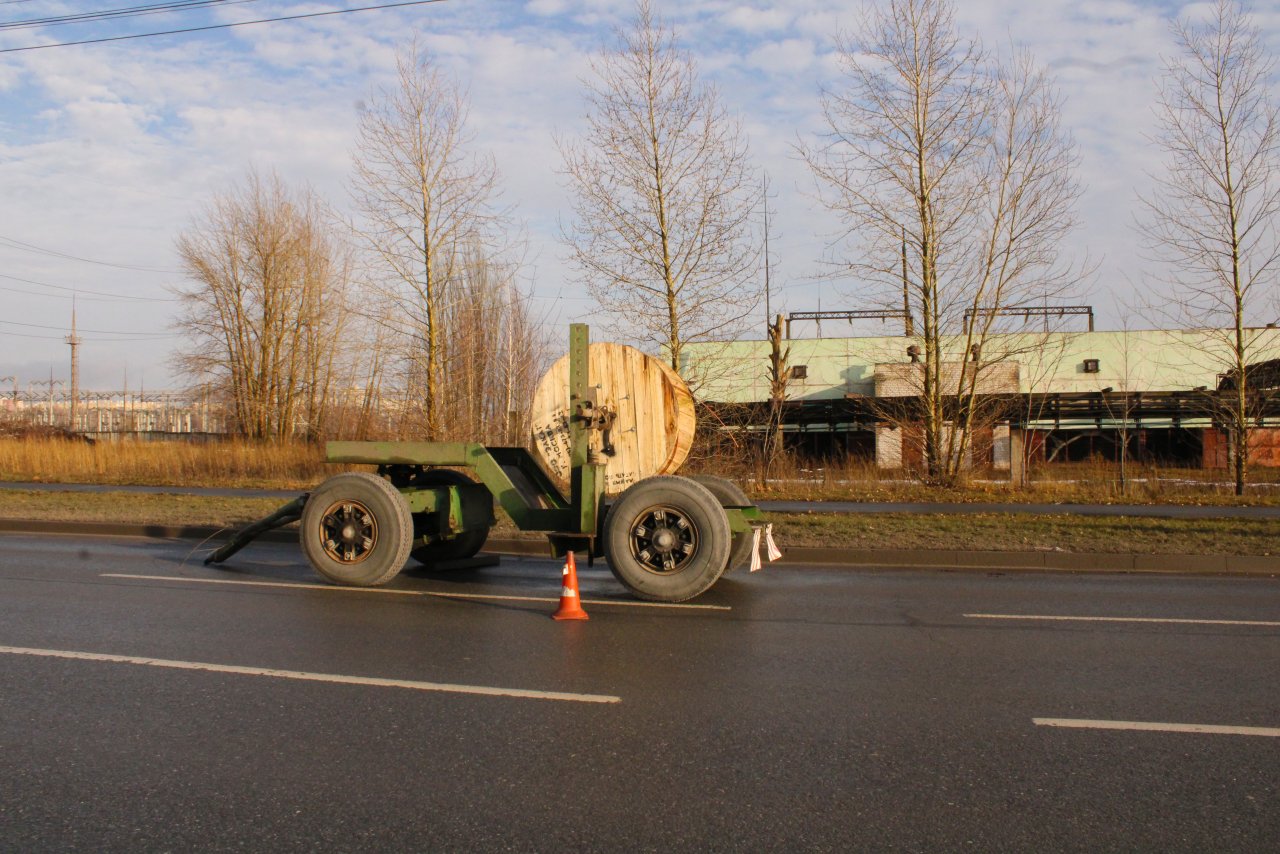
764,523,782,562
750,527,763,572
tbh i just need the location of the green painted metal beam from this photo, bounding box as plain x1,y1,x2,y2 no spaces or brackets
326,441,474,466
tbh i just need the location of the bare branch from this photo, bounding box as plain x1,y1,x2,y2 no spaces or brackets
800,0,1085,484
558,0,761,369
350,39,507,439
172,170,355,440
1137,0,1280,495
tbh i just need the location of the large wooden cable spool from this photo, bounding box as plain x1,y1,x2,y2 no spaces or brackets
530,342,697,495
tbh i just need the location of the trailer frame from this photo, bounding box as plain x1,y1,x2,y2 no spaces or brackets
206,324,766,601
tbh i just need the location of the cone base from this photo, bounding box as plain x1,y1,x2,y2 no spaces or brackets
551,609,590,621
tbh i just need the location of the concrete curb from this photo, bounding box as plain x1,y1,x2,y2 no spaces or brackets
2,518,1278,576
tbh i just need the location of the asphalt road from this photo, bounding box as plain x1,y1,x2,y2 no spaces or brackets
5,480,1280,518
1,533,1278,851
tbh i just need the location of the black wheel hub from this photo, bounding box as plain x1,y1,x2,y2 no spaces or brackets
629,506,698,575
320,500,377,564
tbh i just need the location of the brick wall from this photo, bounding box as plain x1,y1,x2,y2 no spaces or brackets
1201,427,1280,468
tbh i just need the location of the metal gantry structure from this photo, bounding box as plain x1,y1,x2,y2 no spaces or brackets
785,309,915,339
783,305,1097,338
962,305,1095,332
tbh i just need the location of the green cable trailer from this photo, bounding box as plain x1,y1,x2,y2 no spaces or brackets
206,324,767,603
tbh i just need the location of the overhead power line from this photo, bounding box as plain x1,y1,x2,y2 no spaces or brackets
0,329,179,341
0,283,148,302
0,0,258,31
0,318,173,336
0,272,176,301
0,234,178,273
0,0,449,53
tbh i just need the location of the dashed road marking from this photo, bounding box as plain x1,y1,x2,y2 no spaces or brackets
1034,717,1280,737
0,645,620,704
965,613,1280,627
101,573,731,610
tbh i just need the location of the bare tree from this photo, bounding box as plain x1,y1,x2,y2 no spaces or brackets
173,171,355,440
559,0,760,371
1137,0,1280,496
802,0,1083,485
759,172,790,486
761,312,791,487
436,249,551,444
351,40,504,440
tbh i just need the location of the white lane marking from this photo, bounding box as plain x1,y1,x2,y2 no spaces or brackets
0,645,620,705
965,613,1280,627
1034,718,1280,737
101,573,731,610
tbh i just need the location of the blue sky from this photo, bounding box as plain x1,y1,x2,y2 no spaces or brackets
0,0,1277,390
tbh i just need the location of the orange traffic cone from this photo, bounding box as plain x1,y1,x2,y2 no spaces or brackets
552,550,589,621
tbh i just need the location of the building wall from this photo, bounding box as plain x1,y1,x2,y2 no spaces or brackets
684,327,1280,469
682,328,1280,403
874,361,1019,396
1202,428,1280,469
875,426,901,468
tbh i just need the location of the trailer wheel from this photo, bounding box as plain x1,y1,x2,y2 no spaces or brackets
409,469,490,566
604,475,730,602
689,474,755,574
301,472,413,587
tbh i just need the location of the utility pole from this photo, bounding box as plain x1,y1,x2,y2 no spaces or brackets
65,297,81,432
762,172,774,321
901,225,914,336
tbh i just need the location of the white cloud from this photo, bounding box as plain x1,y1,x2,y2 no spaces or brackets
794,9,847,40
527,0,572,15
722,5,793,33
0,62,20,92
0,1,1275,387
745,38,817,73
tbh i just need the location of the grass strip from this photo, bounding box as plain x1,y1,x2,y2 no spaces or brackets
770,511,1280,555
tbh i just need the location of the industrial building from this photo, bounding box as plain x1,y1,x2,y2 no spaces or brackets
680,325,1280,470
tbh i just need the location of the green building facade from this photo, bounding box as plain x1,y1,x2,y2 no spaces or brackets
680,328,1280,468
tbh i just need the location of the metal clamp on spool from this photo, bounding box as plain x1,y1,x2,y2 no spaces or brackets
574,394,618,462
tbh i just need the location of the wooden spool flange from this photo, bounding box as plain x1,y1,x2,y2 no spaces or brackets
530,342,696,494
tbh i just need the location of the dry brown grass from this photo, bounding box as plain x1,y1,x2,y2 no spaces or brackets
4,435,1280,507
0,438,331,489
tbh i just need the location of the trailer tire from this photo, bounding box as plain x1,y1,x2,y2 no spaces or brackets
604,475,730,602
301,472,413,587
409,469,490,566
689,474,755,573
